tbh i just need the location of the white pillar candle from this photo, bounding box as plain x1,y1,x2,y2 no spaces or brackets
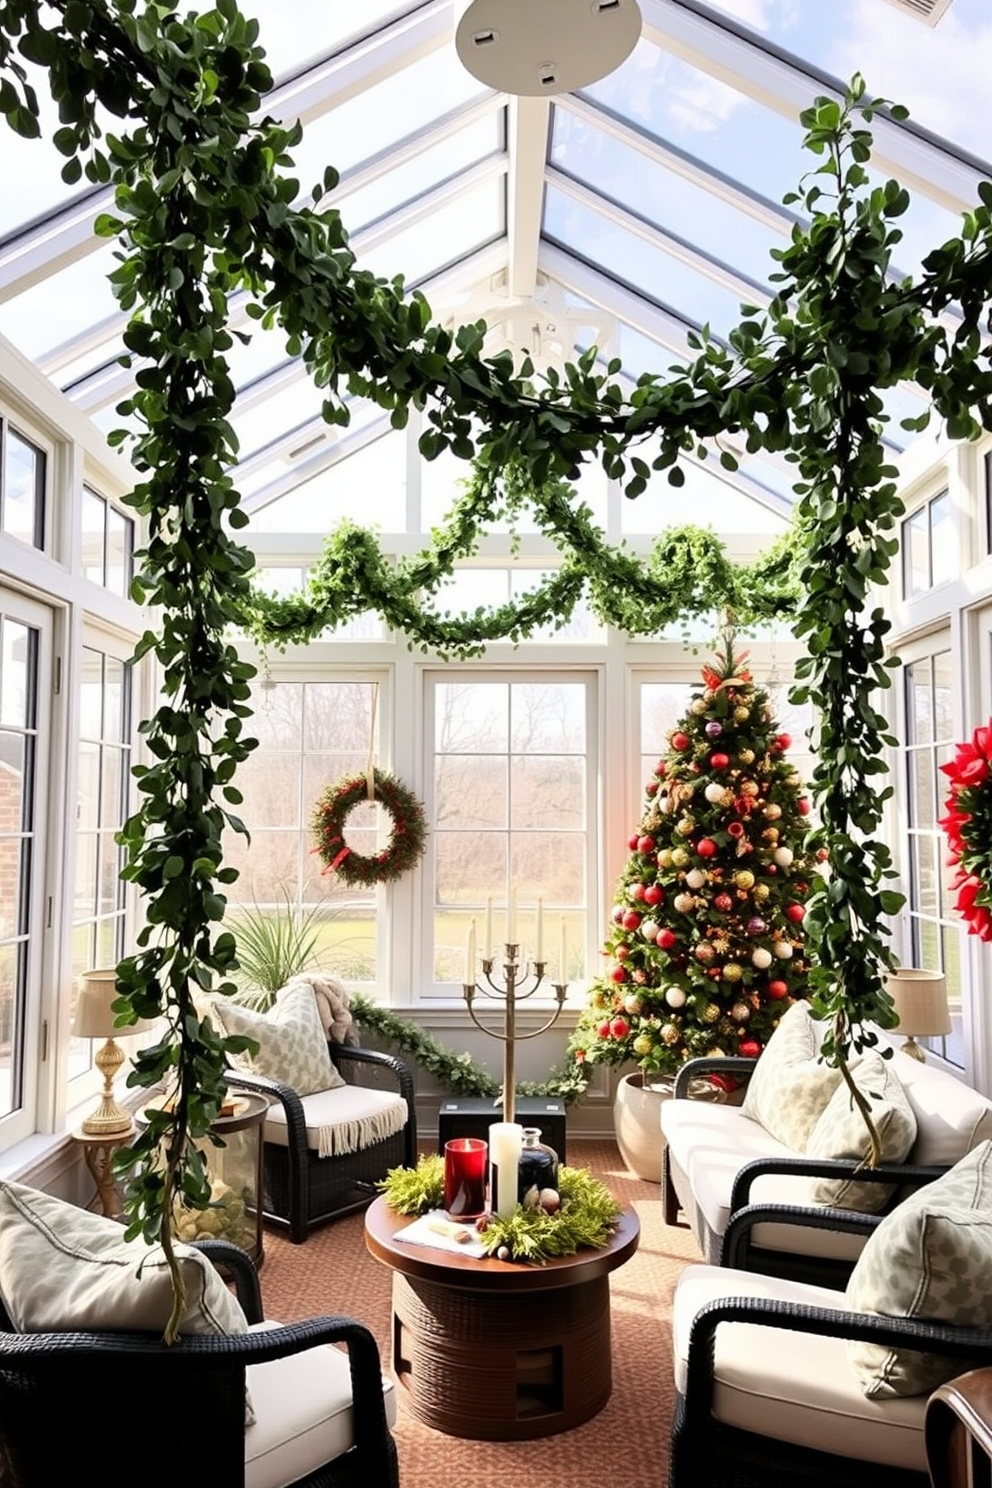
484,896,493,956
464,918,476,984
489,1121,523,1218
559,917,568,982
507,886,517,944
535,896,544,961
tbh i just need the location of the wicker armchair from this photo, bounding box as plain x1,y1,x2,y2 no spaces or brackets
670,1207,992,1488
0,1241,399,1488
228,1042,417,1243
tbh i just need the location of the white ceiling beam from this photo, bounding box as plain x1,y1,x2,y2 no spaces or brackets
639,0,989,214
540,241,699,359
506,96,550,300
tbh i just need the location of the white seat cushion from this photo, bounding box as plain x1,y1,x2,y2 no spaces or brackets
672,1264,928,1472
661,1098,867,1261
245,1321,396,1488
264,1084,408,1157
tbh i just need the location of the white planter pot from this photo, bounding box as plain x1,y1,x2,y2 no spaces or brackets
612,1071,675,1183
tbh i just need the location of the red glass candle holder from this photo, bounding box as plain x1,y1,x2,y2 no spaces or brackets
444,1137,488,1220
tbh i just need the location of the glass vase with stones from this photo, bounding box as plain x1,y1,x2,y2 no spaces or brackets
517,1127,560,1211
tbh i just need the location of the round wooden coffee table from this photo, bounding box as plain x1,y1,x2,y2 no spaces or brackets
364,1195,640,1440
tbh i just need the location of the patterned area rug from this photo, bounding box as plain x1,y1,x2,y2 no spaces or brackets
258,1138,702,1488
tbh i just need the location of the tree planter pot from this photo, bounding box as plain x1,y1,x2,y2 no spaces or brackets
613,1070,727,1182
613,1071,676,1182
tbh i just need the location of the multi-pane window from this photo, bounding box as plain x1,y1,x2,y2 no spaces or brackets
1,424,45,549
0,599,41,1126
81,487,134,597
69,646,132,1080
902,650,963,1066
902,491,954,598
428,673,592,996
223,678,381,984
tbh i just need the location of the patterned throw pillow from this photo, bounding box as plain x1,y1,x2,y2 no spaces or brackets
212,982,345,1096
846,1140,992,1397
805,1052,917,1212
741,999,843,1151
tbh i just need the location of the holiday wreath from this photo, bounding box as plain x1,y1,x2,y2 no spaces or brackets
312,768,428,888
940,719,992,941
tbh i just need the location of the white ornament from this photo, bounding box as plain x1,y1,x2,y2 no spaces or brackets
640,920,660,942
665,986,687,1008
623,992,643,1015
673,893,695,914
773,847,794,867
704,782,725,804
685,868,707,889
773,940,794,959
751,947,773,969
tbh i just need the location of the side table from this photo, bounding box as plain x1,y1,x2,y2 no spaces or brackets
71,1124,134,1218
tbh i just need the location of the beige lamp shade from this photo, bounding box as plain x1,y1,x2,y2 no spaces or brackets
74,969,149,1135
884,968,951,1061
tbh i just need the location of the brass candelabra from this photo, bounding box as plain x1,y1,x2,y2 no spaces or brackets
462,944,567,1125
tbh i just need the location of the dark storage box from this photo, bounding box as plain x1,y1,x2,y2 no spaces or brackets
437,1096,567,1163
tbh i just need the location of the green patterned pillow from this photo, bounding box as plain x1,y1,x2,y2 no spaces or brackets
846,1140,992,1397
805,1052,917,1212
742,999,843,1151
211,983,345,1096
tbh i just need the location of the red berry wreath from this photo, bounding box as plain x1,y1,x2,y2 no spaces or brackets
312,769,428,888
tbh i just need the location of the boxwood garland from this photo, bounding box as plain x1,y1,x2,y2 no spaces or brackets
312,769,428,887
940,719,992,941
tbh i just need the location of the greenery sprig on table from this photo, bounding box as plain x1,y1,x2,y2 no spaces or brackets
380,1155,622,1263
5,0,992,1313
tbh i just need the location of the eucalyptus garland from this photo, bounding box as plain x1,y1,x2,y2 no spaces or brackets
379,1155,621,1262
311,770,427,887
349,993,590,1105
3,0,992,1298
244,462,802,658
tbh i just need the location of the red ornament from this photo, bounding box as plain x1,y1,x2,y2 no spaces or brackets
727,821,745,839
628,834,640,851
772,733,792,753
672,732,690,751
785,904,805,923
767,980,789,1000
714,893,733,912
616,945,630,961
637,834,656,854
697,838,717,858
739,1039,761,1058
622,910,642,931
656,760,667,777
798,797,811,815
597,1020,612,1039
710,752,730,770
657,928,677,949
646,780,659,796
644,884,663,906
816,847,829,862
707,967,722,979
611,966,627,984
610,1016,630,1039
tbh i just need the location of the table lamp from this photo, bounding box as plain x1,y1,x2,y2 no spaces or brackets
884,968,951,1061
74,969,144,1135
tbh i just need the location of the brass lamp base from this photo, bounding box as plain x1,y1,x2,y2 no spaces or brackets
900,1035,927,1063
81,1037,132,1135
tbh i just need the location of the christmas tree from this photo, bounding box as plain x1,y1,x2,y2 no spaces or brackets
572,633,818,1080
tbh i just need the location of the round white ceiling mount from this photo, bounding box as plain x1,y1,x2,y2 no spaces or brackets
455,0,642,97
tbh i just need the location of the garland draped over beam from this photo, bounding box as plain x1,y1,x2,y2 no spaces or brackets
242,464,802,658
4,0,992,1313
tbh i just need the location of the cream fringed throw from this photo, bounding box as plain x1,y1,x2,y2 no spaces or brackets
283,972,358,1046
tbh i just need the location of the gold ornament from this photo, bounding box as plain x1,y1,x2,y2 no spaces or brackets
763,803,782,821
733,706,750,723
701,1002,720,1024
740,781,759,798
712,935,730,955
731,1001,751,1021
661,1023,681,1045
718,1017,735,1036
703,688,715,702
691,699,708,715
734,869,756,890
676,816,696,836
671,847,689,868
762,826,780,842
722,962,743,982
753,883,771,903
740,749,755,765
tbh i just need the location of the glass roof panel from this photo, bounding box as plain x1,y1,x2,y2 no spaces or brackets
337,114,503,235
357,176,503,286
245,425,407,533
551,105,786,290
698,0,992,161
544,183,752,336
620,447,788,537
234,0,420,81
581,37,809,208
0,240,119,362
231,380,329,463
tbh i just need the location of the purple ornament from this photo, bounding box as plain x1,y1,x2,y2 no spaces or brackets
705,720,723,739
746,916,768,936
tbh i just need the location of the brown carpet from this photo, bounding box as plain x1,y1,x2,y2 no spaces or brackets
257,1139,702,1487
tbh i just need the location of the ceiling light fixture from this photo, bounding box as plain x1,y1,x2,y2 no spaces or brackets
454,0,642,97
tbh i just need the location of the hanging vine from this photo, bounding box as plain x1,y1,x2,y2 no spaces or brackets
3,0,992,1298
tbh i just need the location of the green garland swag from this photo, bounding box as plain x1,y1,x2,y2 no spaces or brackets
312,769,427,887
349,992,590,1104
379,1154,621,1263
